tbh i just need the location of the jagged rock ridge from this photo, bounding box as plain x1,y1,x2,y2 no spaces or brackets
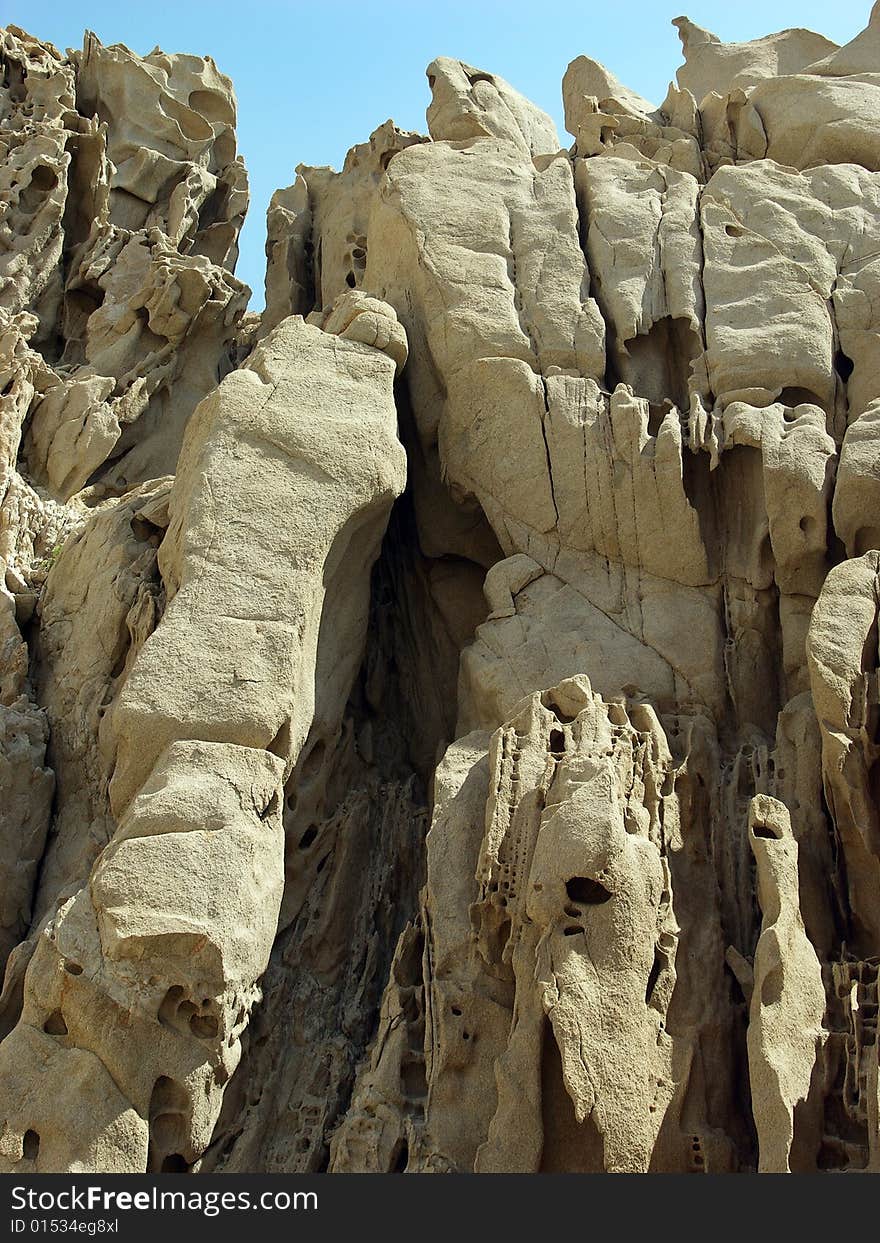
0,9,879,1173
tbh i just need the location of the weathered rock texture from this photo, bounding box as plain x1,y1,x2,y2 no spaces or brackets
1,10,879,1174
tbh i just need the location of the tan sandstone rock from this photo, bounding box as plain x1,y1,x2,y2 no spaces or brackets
1,7,880,1176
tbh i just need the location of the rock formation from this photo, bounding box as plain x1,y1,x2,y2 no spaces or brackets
0,8,879,1173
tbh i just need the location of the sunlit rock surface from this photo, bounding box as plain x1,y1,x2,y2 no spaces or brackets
1,11,880,1174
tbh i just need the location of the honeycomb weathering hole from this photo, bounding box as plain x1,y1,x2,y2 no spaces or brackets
565,876,612,905
43,1010,68,1036
752,822,782,840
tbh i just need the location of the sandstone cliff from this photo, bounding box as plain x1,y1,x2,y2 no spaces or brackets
0,9,879,1173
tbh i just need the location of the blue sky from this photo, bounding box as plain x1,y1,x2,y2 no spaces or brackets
6,1,871,306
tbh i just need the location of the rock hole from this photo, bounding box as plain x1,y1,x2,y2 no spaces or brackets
158,985,186,1027
565,876,612,905
190,84,236,128
4,63,28,104
298,825,318,850
647,403,667,436
150,1113,181,1149
129,515,163,545
778,386,825,411
148,1095,191,1169
540,691,576,723
724,224,744,238
23,1130,40,1160
761,963,784,1007
20,164,58,214
834,349,854,382
149,1076,189,1118
165,95,213,141
563,926,582,936
391,1137,409,1172
645,948,663,1004
752,821,781,840
196,182,229,233
43,1011,67,1036
160,1153,188,1173
451,1005,462,1016
63,961,83,975
345,271,357,288
177,999,197,1024
300,738,326,782
189,1013,218,1040
563,905,581,919
549,728,565,755
63,287,104,341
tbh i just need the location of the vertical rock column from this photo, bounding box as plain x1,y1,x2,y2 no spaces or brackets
0,300,407,1172
746,795,826,1173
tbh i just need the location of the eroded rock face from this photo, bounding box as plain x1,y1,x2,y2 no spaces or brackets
1,10,880,1174
1,24,248,506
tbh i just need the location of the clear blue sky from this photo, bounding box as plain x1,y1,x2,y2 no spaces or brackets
6,1,871,307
